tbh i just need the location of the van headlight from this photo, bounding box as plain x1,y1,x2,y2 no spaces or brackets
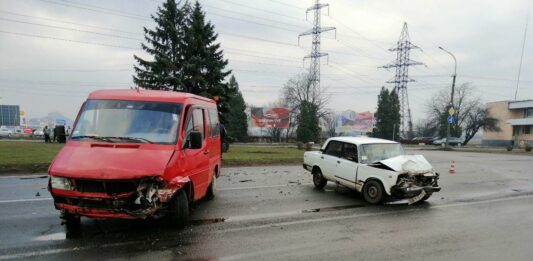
50,176,74,191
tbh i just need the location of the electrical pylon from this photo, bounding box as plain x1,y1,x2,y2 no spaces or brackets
380,22,424,138
298,0,336,93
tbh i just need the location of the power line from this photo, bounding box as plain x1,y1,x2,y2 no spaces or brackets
0,30,139,50
38,0,148,21
212,0,305,22
0,17,143,41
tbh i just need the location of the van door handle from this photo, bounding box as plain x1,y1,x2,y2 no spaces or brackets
203,150,209,155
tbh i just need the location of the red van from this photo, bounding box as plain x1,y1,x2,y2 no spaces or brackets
48,89,221,231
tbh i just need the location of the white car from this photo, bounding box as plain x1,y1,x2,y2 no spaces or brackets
0,127,13,137
303,137,441,204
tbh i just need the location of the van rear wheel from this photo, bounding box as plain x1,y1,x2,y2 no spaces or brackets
169,189,189,228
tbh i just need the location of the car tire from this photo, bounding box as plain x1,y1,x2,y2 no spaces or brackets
169,189,189,228
205,172,216,200
363,180,384,204
312,168,327,189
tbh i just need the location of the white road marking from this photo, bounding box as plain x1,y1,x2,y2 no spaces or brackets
0,198,53,204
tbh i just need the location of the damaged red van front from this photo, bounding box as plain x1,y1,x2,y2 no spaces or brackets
48,89,221,232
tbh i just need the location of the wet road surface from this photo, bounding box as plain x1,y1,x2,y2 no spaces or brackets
1,150,533,260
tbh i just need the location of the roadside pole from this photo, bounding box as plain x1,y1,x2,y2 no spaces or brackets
439,46,457,149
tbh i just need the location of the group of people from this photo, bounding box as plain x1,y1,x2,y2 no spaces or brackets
43,125,70,143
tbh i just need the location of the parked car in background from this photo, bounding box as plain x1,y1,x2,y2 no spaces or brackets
411,137,433,145
33,128,44,137
0,127,13,138
433,137,464,146
303,137,441,205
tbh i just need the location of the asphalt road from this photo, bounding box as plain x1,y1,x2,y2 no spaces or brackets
1,150,533,260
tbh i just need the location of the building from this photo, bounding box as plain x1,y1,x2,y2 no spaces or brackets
0,105,20,127
482,100,533,147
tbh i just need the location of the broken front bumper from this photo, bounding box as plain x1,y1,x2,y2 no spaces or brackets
49,177,182,219
390,185,442,199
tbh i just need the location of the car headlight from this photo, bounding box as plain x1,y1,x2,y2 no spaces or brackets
50,176,74,191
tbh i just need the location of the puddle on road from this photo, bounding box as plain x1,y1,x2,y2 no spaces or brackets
33,232,66,241
190,204,366,226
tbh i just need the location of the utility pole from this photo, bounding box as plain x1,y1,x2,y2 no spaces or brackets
298,0,336,96
515,15,529,100
439,46,457,149
380,22,424,139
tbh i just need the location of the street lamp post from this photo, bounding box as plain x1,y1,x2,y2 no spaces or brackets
438,46,457,149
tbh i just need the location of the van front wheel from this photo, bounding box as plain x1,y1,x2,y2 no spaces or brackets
169,189,189,228
205,172,216,200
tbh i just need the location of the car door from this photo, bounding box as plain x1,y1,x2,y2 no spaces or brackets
321,141,343,180
182,107,210,200
334,142,359,188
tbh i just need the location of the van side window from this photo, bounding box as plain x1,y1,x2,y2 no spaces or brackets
324,141,343,157
193,108,205,140
208,109,220,137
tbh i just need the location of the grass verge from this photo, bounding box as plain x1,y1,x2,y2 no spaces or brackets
0,142,305,174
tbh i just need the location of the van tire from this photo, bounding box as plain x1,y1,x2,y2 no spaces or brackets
205,172,216,200
63,213,81,238
312,168,327,189
362,180,384,204
169,189,189,228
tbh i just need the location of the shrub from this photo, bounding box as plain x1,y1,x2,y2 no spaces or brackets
506,146,513,151
525,144,532,152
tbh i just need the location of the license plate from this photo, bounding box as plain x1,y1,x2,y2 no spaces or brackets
408,190,426,205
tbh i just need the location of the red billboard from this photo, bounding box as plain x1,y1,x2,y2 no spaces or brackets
249,107,290,128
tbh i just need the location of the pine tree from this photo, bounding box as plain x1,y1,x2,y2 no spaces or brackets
297,101,320,143
183,1,231,102
133,0,189,91
225,75,248,142
374,87,400,140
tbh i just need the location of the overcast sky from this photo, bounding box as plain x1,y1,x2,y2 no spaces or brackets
0,0,532,122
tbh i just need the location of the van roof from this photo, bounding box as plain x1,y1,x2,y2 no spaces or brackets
87,89,215,104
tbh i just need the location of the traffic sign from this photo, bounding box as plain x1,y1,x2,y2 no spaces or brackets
448,107,455,116
447,115,454,124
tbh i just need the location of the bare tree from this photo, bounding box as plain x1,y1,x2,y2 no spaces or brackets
281,73,329,142
425,83,499,145
323,112,337,138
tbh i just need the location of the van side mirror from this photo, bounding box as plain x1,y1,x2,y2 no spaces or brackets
189,131,202,149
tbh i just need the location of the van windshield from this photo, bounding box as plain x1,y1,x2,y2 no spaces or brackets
71,100,182,144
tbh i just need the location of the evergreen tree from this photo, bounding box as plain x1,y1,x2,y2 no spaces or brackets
133,1,231,114
225,75,248,142
183,1,231,111
133,0,188,91
374,87,400,140
297,101,320,143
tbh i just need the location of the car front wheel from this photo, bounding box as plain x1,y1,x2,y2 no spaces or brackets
169,189,189,228
363,180,384,204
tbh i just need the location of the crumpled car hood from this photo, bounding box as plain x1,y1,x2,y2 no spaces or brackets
377,155,434,174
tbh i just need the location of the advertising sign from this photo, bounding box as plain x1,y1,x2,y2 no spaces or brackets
335,110,374,134
249,107,290,129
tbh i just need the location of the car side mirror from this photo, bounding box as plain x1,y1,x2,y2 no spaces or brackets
319,148,324,153
188,131,202,149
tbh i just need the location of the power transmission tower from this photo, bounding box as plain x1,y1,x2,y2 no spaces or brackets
298,0,336,94
380,22,424,138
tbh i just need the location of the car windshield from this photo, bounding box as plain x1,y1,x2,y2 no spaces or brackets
360,143,405,163
71,99,182,144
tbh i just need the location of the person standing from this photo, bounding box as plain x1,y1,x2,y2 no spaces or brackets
43,126,51,143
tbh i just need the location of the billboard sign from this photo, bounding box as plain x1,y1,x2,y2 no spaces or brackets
249,107,290,129
335,110,374,134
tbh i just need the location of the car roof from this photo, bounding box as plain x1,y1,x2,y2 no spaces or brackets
326,136,398,146
87,89,215,104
